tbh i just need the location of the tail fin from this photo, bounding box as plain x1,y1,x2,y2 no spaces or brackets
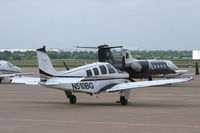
121,48,137,62
76,44,122,65
37,46,56,79
98,45,116,64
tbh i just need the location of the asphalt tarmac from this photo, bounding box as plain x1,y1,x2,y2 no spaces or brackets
0,68,200,133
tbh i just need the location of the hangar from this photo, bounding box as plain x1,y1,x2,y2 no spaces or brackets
192,50,200,60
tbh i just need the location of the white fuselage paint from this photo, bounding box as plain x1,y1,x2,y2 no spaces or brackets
39,62,129,94
0,61,22,75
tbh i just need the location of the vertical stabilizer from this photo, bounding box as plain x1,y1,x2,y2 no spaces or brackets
98,45,116,64
37,46,56,78
121,48,137,62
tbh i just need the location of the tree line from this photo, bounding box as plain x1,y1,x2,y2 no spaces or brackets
0,50,192,60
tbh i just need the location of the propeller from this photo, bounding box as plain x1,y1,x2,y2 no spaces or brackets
63,62,70,70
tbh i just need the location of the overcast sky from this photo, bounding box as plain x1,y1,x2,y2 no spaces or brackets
0,0,199,50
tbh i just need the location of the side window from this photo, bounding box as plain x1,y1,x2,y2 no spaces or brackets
93,68,99,75
154,64,156,69
86,70,92,77
156,64,160,69
163,64,167,68
99,65,107,75
151,64,154,70
160,64,163,69
106,64,116,74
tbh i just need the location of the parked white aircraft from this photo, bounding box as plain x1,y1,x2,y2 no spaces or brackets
11,46,193,105
0,61,22,83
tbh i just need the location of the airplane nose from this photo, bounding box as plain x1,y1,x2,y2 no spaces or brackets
16,67,22,73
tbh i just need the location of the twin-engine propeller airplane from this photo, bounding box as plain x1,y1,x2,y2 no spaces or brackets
77,45,195,80
0,61,22,83
11,46,193,105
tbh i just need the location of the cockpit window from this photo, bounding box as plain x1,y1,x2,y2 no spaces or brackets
86,70,92,77
167,61,178,70
106,64,116,74
93,68,99,75
7,62,13,67
99,65,107,75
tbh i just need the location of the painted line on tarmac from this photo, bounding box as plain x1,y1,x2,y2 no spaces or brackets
0,118,200,129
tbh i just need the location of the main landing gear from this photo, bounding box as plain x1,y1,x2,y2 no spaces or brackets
69,95,76,104
119,89,131,105
0,78,3,84
148,76,152,81
64,90,77,104
120,96,128,105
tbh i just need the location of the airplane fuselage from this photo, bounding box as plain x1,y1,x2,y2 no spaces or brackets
113,60,178,79
39,62,129,94
0,61,22,82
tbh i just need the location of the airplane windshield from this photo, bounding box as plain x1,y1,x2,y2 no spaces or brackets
7,62,14,67
106,64,116,74
99,65,107,75
167,61,178,70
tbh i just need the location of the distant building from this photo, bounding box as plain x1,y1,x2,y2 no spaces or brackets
193,50,200,60
0,48,35,53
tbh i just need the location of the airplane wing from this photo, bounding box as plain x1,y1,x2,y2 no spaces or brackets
11,76,40,85
45,77,84,85
175,70,188,74
106,77,193,92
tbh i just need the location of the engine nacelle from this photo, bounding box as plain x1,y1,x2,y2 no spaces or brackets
131,62,142,72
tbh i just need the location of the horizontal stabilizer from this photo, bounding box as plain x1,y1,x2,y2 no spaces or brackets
11,76,40,85
76,45,122,49
106,77,193,92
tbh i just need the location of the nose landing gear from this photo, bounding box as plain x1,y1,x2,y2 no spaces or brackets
64,90,77,104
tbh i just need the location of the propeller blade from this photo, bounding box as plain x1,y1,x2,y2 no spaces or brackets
63,62,70,70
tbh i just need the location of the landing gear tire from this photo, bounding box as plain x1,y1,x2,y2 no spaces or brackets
69,95,76,104
148,76,152,81
0,79,2,84
120,96,128,105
